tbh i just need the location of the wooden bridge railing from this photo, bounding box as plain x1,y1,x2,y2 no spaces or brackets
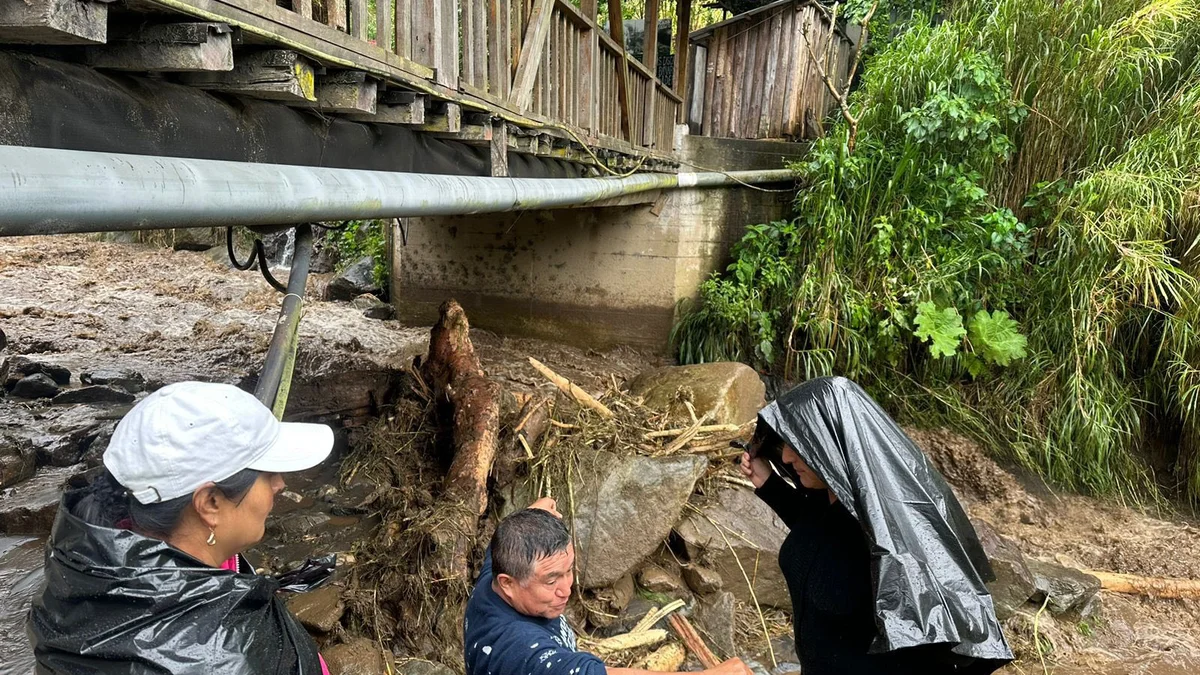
291,0,684,155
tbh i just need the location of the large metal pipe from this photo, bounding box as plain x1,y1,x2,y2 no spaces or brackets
0,146,794,236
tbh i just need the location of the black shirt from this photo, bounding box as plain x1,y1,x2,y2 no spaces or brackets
756,473,960,675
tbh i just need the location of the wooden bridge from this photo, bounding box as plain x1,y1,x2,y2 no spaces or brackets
0,0,851,176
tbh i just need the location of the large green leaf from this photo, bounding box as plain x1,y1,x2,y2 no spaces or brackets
968,310,1028,366
914,302,966,358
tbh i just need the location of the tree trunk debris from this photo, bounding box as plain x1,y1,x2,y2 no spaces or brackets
1086,569,1200,599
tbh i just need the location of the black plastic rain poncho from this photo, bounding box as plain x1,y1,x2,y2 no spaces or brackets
754,377,1012,670
26,487,324,674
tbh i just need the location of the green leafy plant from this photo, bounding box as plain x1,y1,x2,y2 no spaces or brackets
914,303,967,358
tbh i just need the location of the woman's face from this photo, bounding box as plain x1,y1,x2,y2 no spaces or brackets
218,472,285,552
780,444,829,490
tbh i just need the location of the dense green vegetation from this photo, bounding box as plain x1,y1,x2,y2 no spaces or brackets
674,0,1200,501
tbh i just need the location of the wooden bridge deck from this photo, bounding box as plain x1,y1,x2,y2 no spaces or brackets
0,0,848,175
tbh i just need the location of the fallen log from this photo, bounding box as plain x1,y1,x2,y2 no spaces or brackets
422,300,502,581
1085,569,1200,599
528,357,614,418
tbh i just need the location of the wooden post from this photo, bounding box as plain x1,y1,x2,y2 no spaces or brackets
376,0,392,51
349,0,366,39
395,0,410,57
487,0,511,98
607,0,632,141
295,0,312,21
326,0,347,32
490,119,509,176
672,0,691,121
642,0,658,71
509,0,553,111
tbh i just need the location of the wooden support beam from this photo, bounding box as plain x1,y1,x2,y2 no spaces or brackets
294,0,312,21
87,23,234,72
326,0,347,32
431,123,493,144
486,0,511,99
394,0,410,57
642,0,659,71
0,0,109,45
347,90,425,123
607,0,633,141
490,119,509,176
673,0,692,120
181,49,316,102
295,70,377,113
375,0,391,51
414,101,462,132
509,0,553,112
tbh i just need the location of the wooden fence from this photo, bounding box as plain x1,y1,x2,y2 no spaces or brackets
687,0,855,140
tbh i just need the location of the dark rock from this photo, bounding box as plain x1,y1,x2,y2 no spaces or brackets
394,659,455,675
324,257,381,302
1027,558,1101,616
570,453,708,588
286,584,345,633
752,636,799,667
0,464,82,534
638,563,684,595
630,362,765,425
322,637,389,675
5,357,71,387
272,512,333,536
12,373,60,399
683,565,723,595
34,405,111,467
81,369,146,393
695,591,737,659
0,327,6,351
350,294,394,320
675,487,791,608
81,421,118,466
974,519,1036,619
0,439,37,489
171,227,219,252
595,597,661,638
53,386,136,405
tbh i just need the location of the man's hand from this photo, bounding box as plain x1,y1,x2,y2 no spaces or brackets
705,658,753,675
528,497,561,518
738,452,771,489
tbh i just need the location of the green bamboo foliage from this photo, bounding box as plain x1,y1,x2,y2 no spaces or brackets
673,0,1200,501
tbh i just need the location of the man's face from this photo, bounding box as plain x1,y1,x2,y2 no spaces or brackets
495,544,575,619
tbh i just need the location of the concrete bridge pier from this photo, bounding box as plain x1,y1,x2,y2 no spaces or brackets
393,137,805,350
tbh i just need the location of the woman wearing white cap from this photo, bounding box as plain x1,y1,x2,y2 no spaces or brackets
28,381,337,674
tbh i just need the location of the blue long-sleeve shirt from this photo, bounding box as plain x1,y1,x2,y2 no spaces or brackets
464,552,606,675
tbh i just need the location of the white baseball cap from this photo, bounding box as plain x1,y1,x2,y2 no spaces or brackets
104,381,335,504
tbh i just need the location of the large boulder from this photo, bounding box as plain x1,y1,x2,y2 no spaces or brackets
630,363,765,425
323,638,390,675
12,373,60,399
31,405,112,467
324,257,381,302
973,519,1036,619
1027,559,1101,617
286,584,345,633
4,356,71,389
695,591,737,660
675,487,790,608
0,464,83,534
0,439,37,489
570,453,709,589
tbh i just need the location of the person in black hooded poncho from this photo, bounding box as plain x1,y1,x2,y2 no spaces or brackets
736,377,1012,675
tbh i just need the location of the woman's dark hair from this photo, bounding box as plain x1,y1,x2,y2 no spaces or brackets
84,469,261,537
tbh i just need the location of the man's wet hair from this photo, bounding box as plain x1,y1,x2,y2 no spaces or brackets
490,508,570,582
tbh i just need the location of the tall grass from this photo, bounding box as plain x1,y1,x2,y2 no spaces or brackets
674,0,1200,501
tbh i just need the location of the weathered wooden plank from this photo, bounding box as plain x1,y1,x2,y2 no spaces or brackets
326,0,346,32
412,0,435,67
347,90,425,122
746,20,769,137
473,0,488,90
463,0,475,84
295,0,312,21
349,0,366,39
375,0,391,51
579,0,596,18
438,0,459,86
578,20,594,131
431,123,492,143
641,79,656,147
687,43,705,132
487,0,510,96
394,0,409,57
181,48,316,102
509,0,553,111
758,7,783,137
606,0,632,141
490,119,509,175
701,34,717,135
0,0,108,45
296,70,377,113
417,101,463,132
672,0,691,115
642,0,658,71
87,22,234,72
773,3,795,136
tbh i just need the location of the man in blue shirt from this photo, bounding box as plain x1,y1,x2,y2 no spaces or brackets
464,498,751,675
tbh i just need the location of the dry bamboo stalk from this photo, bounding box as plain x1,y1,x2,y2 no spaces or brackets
644,424,741,440
528,357,614,418
667,613,719,669
591,629,669,654
633,599,686,633
1085,570,1200,599
660,413,712,455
